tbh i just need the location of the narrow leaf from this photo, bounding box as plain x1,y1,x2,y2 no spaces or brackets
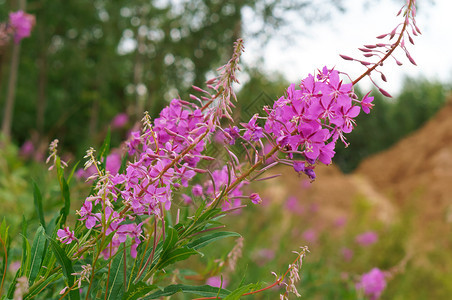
143,284,230,299
98,129,111,169
122,282,158,300
186,232,240,250
7,268,20,298
46,236,80,300
67,161,80,184
20,216,30,277
106,246,125,300
223,283,260,300
59,177,71,225
161,227,178,257
28,226,46,285
24,273,62,299
32,182,46,229
157,247,199,270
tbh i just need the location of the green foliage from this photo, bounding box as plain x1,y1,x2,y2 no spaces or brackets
32,182,45,229
28,225,46,285
105,244,126,300
46,235,80,300
1,0,341,158
186,232,240,251
144,284,230,299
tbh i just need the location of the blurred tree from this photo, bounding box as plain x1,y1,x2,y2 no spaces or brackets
334,78,450,173
0,0,343,157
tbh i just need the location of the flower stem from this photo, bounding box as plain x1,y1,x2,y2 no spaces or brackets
352,0,414,85
192,247,308,300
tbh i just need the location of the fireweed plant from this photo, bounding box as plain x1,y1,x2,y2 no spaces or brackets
0,1,419,299
0,10,35,47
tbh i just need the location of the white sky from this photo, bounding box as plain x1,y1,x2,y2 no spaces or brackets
242,0,452,96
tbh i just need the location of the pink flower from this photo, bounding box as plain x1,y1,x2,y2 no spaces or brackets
285,196,304,215
19,140,34,158
223,126,240,145
9,11,35,43
356,268,386,300
192,184,203,197
241,114,264,142
111,113,129,128
334,216,347,228
249,193,262,204
57,227,76,244
254,248,275,266
361,92,375,114
341,247,353,261
181,194,192,204
206,276,228,288
106,153,122,175
302,229,317,243
355,231,378,246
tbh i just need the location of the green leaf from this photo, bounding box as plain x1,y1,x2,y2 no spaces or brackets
105,245,125,300
156,247,199,270
122,282,157,300
59,177,71,225
197,208,222,224
67,161,80,184
0,218,9,290
32,182,46,229
143,284,230,299
160,227,178,257
98,129,111,169
1,218,9,241
186,232,241,250
28,226,47,285
6,268,20,298
20,217,30,277
46,235,80,300
24,272,62,299
223,283,260,300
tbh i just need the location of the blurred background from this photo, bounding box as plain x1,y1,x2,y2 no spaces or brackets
1,0,452,298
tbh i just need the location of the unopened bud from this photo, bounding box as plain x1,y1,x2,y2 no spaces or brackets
249,193,262,204
405,51,417,65
378,87,392,98
339,54,354,61
359,47,372,53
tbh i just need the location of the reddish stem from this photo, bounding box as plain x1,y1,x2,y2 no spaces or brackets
192,249,307,300
352,0,414,86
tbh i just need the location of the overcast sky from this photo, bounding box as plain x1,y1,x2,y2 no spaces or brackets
242,0,451,96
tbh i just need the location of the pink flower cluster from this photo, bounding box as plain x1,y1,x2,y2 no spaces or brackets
74,99,248,258
69,67,373,258
9,10,35,43
261,67,373,179
356,268,386,300
355,231,378,247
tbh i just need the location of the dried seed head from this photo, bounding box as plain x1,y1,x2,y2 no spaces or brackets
227,237,244,271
